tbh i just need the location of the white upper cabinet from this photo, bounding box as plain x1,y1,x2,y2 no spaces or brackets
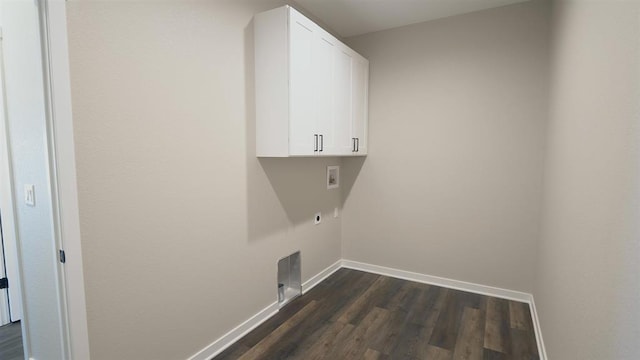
254,6,369,157
288,11,316,156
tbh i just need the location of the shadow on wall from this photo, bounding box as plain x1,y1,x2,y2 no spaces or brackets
258,157,342,223
340,156,366,206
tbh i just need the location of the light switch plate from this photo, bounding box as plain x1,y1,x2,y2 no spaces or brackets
24,184,35,207
314,212,321,225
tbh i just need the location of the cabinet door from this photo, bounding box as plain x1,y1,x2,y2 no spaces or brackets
289,11,317,156
351,56,369,155
313,31,336,155
331,47,355,155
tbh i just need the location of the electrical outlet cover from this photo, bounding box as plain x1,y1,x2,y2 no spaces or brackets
24,184,35,207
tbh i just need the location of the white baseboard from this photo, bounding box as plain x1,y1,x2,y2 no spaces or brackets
186,301,279,360
528,295,548,360
187,258,547,360
302,259,342,294
342,259,547,360
341,259,531,302
186,259,342,360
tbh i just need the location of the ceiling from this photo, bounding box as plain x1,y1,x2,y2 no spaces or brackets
294,0,530,37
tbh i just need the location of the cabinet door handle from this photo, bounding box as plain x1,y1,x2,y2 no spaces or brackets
320,134,324,152
356,138,359,152
314,134,318,152
352,138,356,152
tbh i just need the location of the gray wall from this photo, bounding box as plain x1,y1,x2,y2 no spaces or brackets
66,1,342,359
535,1,640,359
64,0,640,359
342,1,550,292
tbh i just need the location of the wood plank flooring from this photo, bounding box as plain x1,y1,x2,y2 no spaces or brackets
215,269,538,360
0,321,23,360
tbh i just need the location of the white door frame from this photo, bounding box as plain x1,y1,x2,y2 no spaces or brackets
0,228,9,326
0,235,7,325
0,25,24,325
37,0,90,359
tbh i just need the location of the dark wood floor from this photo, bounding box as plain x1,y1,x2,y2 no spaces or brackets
0,321,23,360
215,269,538,360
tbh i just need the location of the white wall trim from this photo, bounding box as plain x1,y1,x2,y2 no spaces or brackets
529,295,548,360
0,25,23,324
302,259,342,294
341,259,531,302
342,259,547,359
186,301,279,360
186,259,548,360
41,1,91,359
186,259,342,360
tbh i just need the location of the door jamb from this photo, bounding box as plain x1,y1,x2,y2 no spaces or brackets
38,1,90,359
0,23,24,327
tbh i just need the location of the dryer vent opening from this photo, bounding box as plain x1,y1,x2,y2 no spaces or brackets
277,251,301,307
